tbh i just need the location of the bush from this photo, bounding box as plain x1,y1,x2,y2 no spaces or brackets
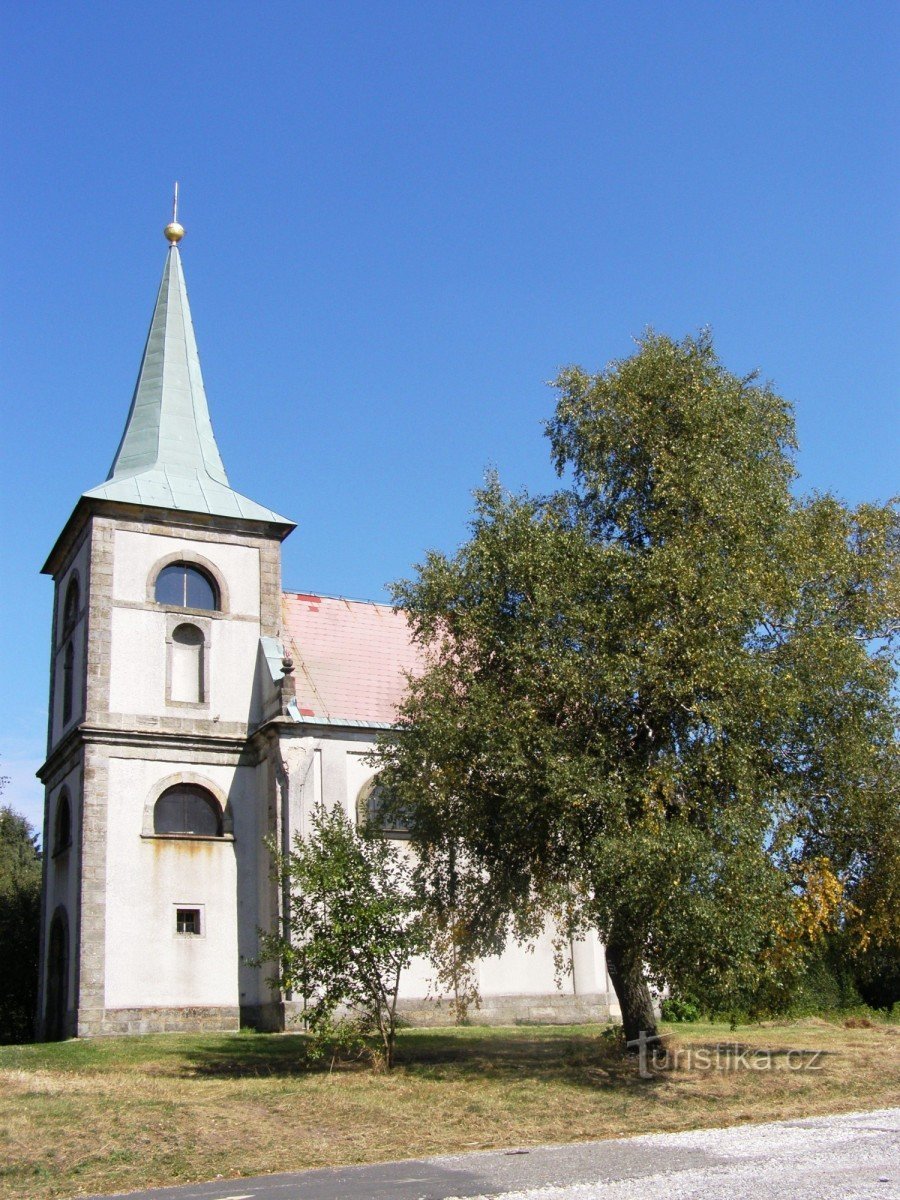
259,803,426,1069
660,993,701,1023
784,952,863,1017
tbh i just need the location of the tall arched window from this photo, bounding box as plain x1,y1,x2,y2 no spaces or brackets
155,563,218,611
62,641,75,725
62,577,79,640
54,790,72,855
45,907,69,1041
153,784,223,837
170,623,205,703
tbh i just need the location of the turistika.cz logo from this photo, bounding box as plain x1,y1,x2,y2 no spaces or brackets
626,1031,826,1080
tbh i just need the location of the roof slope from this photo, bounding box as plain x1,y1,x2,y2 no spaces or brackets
83,244,293,527
281,592,425,726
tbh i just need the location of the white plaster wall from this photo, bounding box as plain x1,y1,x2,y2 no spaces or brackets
282,737,323,844
477,925,570,998
108,608,167,713
572,929,609,995
112,530,260,615
468,926,609,1000
208,620,264,721
107,528,263,722
314,734,574,1001
107,598,262,720
104,756,251,1009
275,729,618,1008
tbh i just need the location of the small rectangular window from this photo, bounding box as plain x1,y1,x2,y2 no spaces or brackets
176,908,201,936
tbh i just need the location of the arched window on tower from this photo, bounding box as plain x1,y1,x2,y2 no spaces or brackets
62,577,79,639
170,623,205,703
155,563,218,611
153,785,224,837
59,575,79,729
62,641,75,726
53,790,72,856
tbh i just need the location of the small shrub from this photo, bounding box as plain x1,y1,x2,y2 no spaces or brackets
302,1015,383,1069
599,1023,625,1051
661,994,701,1023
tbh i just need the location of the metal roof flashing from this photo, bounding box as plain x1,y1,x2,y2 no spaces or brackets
41,493,295,577
81,470,294,526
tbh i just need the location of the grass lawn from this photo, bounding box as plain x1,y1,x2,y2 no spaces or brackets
1,1017,897,1199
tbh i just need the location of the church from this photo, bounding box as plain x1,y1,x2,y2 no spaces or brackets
36,214,619,1039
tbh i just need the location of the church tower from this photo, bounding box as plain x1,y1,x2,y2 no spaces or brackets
37,208,295,1037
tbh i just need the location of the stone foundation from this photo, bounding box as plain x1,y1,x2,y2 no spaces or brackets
64,992,617,1038
75,1005,241,1037
397,991,616,1027
275,991,616,1032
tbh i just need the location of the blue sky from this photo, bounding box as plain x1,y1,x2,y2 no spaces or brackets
2,1,897,832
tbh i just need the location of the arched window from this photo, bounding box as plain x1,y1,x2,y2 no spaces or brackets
62,577,79,640
62,641,75,725
54,791,72,855
45,907,69,1041
170,623,205,703
155,563,218,611
153,785,223,837
356,780,412,839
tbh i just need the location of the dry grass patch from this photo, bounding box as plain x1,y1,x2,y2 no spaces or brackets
0,1019,897,1199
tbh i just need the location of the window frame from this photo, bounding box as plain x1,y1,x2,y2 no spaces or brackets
52,789,73,858
60,575,80,644
141,774,234,841
155,562,219,611
165,616,210,708
61,640,75,727
148,553,229,616
153,784,225,838
174,905,205,938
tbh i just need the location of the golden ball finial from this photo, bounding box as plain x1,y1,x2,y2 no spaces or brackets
164,221,185,245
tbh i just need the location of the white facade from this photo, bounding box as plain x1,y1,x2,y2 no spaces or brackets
36,234,618,1038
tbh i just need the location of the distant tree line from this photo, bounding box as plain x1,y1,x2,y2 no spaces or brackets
0,791,42,1043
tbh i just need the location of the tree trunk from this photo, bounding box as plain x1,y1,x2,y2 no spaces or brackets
604,923,658,1047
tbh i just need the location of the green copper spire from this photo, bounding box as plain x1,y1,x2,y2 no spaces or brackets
105,244,229,485
83,221,292,527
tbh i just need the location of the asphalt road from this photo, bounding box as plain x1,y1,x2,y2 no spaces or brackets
83,1108,899,1200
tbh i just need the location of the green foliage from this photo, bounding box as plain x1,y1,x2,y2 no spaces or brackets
259,803,426,1068
376,331,899,1034
851,942,900,1012
0,803,42,1044
783,951,863,1017
660,994,702,1022
838,795,900,1010
300,1014,381,1069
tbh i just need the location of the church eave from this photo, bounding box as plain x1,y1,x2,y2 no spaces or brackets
42,494,296,576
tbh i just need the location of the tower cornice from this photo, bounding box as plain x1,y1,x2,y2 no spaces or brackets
42,495,295,578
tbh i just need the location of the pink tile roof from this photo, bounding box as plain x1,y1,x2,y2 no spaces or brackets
281,591,425,725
